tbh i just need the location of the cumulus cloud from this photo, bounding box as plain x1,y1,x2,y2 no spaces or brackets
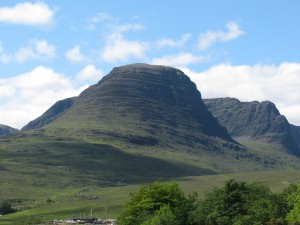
100,23,148,63
77,64,104,82
87,12,148,63
0,2,54,26
15,40,56,63
101,37,148,63
157,33,191,48
65,45,86,62
0,66,83,129
151,52,208,67
183,62,300,125
198,22,245,50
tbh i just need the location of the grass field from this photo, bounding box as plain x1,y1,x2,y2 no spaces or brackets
0,169,299,224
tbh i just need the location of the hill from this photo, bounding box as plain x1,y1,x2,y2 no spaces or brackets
26,64,236,149
203,97,300,156
0,124,18,136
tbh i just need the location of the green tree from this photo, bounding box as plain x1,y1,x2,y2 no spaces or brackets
142,205,179,225
118,181,196,225
193,180,289,225
286,180,300,224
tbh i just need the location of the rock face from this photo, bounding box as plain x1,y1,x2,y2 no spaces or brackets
290,125,300,149
204,98,300,156
37,64,235,148
0,124,18,136
22,97,77,131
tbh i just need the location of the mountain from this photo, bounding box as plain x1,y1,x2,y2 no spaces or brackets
5,63,260,187
22,97,77,131
203,97,300,156
290,125,300,149
29,64,235,150
0,124,18,136
0,63,299,196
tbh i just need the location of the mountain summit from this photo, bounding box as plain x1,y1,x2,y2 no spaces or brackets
25,64,234,149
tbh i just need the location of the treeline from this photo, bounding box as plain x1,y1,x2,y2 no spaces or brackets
118,179,300,225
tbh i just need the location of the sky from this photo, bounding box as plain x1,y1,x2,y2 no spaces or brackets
0,0,300,129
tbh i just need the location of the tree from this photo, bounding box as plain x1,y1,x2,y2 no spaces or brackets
193,180,289,225
142,205,179,225
286,180,300,224
118,181,196,225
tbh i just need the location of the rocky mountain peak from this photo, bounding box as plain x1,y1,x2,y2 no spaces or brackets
204,98,300,156
24,64,235,149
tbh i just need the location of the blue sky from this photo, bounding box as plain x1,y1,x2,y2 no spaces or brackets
1,0,300,128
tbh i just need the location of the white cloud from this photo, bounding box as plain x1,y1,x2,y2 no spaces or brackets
0,2,54,26
198,22,245,50
85,12,116,30
65,45,86,62
151,53,208,67
77,64,104,82
0,66,83,129
0,41,11,63
101,36,148,63
157,33,191,48
112,23,144,34
90,16,148,63
100,23,148,63
87,12,148,63
35,40,55,57
183,62,300,125
15,40,56,63
90,12,113,23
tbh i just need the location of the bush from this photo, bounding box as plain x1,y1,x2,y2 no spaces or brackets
0,201,16,215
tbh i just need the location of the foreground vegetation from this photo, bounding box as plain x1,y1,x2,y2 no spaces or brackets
0,170,299,224
118,180,300,225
